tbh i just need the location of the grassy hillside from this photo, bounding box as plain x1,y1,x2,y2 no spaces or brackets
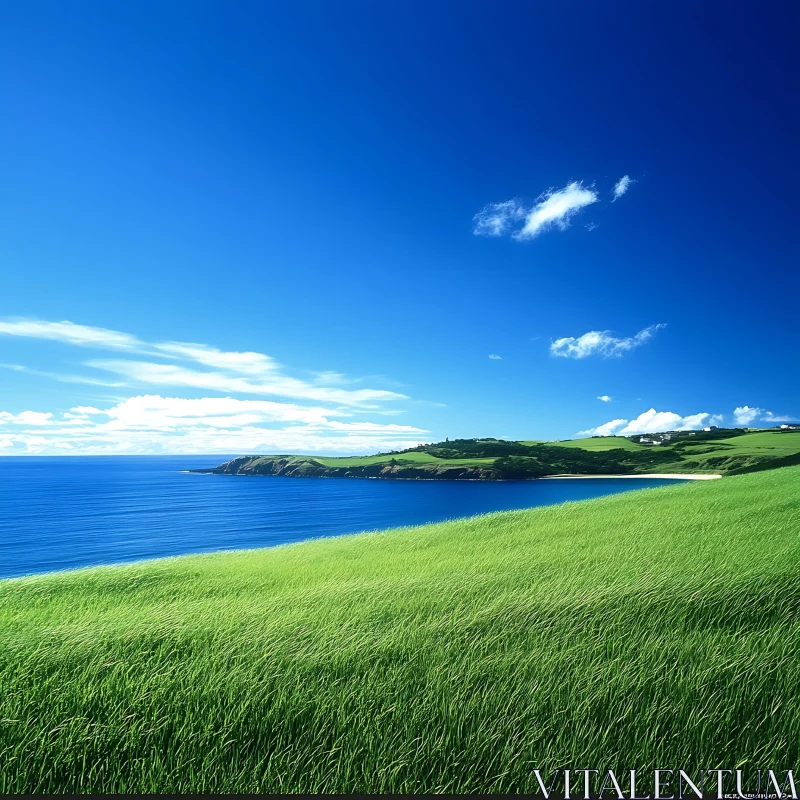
1,467,798,793
641,430,800,474
546,435,644,451
200,429,800,479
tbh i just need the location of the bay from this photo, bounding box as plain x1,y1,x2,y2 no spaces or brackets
0,456,684,579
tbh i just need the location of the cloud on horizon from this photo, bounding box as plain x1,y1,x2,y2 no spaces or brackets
763,411,796,423
578,407,714,437
0,318,429,455
0,395,430,455
733,407,796,425
551,324,665,359
582,406,799,438
473,181,598,241
733,405,761,425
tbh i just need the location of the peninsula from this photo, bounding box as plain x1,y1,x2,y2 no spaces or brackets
193,427,800,481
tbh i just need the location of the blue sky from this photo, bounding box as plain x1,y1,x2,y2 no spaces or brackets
0,1,797,455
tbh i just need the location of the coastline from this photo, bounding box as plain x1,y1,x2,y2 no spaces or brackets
541,473,722,480
187,469,723,481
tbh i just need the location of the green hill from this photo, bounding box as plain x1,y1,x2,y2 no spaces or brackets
197,428,800,480
1,467,798,792
546,435,644,451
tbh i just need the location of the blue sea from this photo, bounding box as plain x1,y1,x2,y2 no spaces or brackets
0,456,684,579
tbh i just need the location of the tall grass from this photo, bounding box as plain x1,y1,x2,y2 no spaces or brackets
0,468,798,792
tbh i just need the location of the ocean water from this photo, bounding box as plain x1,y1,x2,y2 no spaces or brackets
0,456,684,579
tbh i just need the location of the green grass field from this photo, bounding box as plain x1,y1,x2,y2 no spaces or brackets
545,436,645,451
543,430,800,474
641,430,800,474
1,467,798,792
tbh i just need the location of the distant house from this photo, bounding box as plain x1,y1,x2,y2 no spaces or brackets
703,426,719,432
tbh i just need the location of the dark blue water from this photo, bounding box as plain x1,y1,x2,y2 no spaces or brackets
0,456,684,579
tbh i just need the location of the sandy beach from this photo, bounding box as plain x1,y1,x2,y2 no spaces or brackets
541,473,722,480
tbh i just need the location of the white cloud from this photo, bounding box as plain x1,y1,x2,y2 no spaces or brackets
597,395,612,402
0,318,141,350
489,354,502,360
709,414,724,425
473,182,598,241
612,175,634,201
0,317,407,408
733,406,761,426
472,199,526,237
99,395,350,428
312,371,352,386
0,363,127,388
0,427,430,456
0,411,54,426
763,411,795,423
0,395,429,455
551,324,665,359
516,182,598,240
317,420,425,433
579,418,628,437
88,360,406,408
0,318,432,454
578,408,714,437
153,342,278,376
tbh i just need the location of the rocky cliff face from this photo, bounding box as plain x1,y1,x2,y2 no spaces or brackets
194,456,501,480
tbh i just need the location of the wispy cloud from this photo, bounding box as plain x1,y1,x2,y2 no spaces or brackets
488,354,502,360
312,370,353,386
517,182,598,240
0,395,430,455
0,318,142,350
578,407,713,437
87,360,405,408
597,395,612,402
0,362,127,388
153,342,278,375
733,406,761,425
551,324,665,359
612,175,634,201
472,199,526,237
473,181,598,241
0,317,408,408
763,411,796,423
0,317,430,454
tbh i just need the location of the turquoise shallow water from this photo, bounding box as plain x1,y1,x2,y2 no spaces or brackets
0,456,684,579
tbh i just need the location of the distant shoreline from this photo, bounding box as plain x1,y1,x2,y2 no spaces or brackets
187,470,723,482
541,473,722,480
